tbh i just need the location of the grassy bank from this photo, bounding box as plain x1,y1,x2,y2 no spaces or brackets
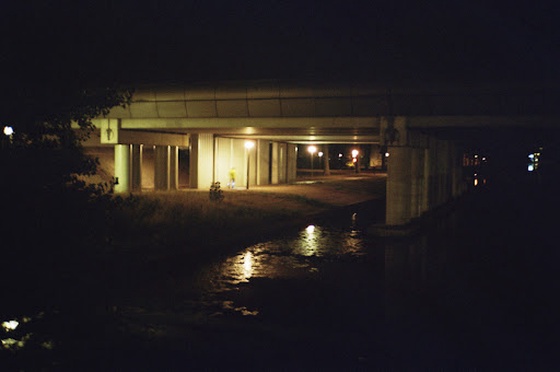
107,174,386,261
109,189,333,258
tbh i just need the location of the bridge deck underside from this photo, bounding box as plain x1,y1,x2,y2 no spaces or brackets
91,81,560,146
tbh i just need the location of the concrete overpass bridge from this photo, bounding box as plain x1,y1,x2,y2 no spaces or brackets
87,79,560,226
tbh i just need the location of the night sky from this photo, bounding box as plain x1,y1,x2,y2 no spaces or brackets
1,0,559,87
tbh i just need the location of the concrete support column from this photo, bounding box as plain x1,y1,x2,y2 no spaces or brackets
189,133,215,189
409,147,425,219
169,146,179,190
114,144,131,194
386,146,413,226
256,140,269,186
450,143,463,197
278,143,287,183
154,145,170,190
427,139,439,210
271,142,279,184
420,147,431,215
131,144,142,192
244,140,256,189
440,140,452,204
381,124,466,229
287,144,298,183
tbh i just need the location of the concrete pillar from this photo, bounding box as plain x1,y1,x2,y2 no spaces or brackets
450,144,463,197
169,146,179,190
441,140,452,204
444,140,456,203
256,140,269,186
154,145,170,190
278,143,287,183
114,144,131,193
189,133,214,189
427,139,439,210
386,146,413,225
244,141,255,189
410,147,425,219
420,147,431,215
382,127,466,228
271,142,279,184
287,144,298,183
131,144,142,192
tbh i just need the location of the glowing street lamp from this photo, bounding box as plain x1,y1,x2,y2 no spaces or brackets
245,140,255,189
308,145,317,177
352,149,360,173
3,126,14,136
2,126,14,148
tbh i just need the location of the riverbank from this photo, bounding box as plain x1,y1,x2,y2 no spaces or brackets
91,171,388,311
108,171,387,260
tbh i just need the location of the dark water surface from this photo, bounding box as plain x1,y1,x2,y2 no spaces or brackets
2,176,559,371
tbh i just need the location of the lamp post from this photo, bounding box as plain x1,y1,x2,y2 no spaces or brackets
2,126,14,149
245,140,255,189
308,145,317,177
352,149,360,173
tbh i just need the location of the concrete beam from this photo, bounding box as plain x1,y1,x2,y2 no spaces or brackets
118,117,380,129
87,121,190,147
408,115,560,129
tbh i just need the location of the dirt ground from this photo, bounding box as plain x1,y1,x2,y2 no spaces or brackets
233,170,387,207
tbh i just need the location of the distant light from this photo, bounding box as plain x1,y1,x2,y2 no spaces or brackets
3,126,13,136
474,154,478,158
306,224,315,233
308,145,317,155
338,153,343,158
528,154,535,160
528,164,534,172
318,151,323,157
385,152,390,157
351,149,359,158
474,178,479,186
1,320,19,331
244,140,255,149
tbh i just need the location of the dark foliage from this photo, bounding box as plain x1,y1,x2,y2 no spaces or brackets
0,13,133,311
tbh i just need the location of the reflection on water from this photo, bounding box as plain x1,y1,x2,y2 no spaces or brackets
242,251,253,280
0,204,480,370
207,222,368,292
1,320,20,332
6,193,554,369
298,224,318,256
1,312,53,352
196,217,372,323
